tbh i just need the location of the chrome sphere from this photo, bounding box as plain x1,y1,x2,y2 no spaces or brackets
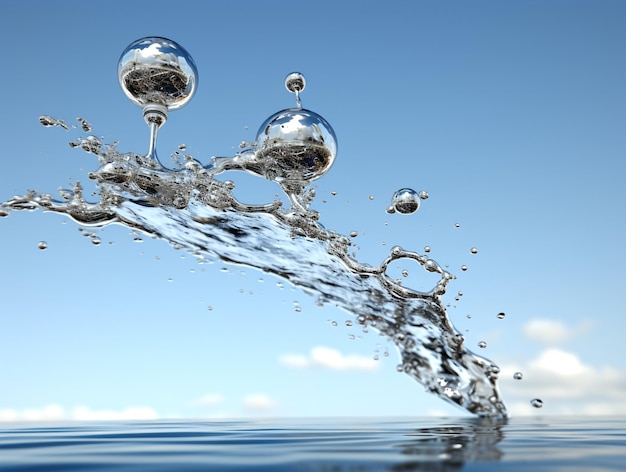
118,37,198,111
391,188,420,214
255,108,337,182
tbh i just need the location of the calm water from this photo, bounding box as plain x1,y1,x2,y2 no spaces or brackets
0,416,624,471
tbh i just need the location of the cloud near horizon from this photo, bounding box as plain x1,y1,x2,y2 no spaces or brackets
494,317,624,416
0,405,159,422
278,346,379,371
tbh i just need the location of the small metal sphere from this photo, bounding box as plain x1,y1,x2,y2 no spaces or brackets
285,72,306,94
118,37,198,111
391,188,420,215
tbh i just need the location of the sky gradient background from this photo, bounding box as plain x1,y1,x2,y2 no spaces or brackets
1,0,625,420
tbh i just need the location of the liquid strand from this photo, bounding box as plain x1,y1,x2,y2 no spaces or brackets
0,119,507,417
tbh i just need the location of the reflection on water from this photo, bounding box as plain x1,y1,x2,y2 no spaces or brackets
395,418,505,469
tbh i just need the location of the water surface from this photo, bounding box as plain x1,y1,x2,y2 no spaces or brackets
1,416,623,471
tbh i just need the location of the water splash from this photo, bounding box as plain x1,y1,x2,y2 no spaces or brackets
0,120,507,418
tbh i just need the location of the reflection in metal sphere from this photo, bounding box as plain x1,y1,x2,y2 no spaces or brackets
118,37,198,111
255,108,337,182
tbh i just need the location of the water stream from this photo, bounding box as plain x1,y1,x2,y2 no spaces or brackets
0,116,507,418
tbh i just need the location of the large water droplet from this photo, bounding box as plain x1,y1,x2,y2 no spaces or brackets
470,247,478,254
255,107,338,182
38,241,48,250
118,37,198,111
391,188,420,215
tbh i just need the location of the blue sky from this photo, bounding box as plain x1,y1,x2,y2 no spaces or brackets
1,0,626,420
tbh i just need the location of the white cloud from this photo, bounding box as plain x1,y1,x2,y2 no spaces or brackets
0,404,65,422
523,319,572,344
243,394,274,412
522,318,592,345
529,348,590,376
0,405,159,422
279,346,379,371
498,347,626,416
72,406,159,421
195,393,224,407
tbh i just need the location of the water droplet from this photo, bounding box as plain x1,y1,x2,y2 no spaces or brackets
207,306,213,311
255,105,337,182
368,195,375,200
478,341,487,348
391,188,420,215
39,115,68,130
531,398,543,408
385,205,396,214
294,305,302,312
91,237,101,245
348,334,355,340
514,372,524,380
424,259,438,272
401,269,409,277
118,37,198,112
77,117,92,132
345,320,353,327
457,291,463,297
497,312,506,320
373,354,379,361
133,237,143,243
470,247,478,254
331,321,338,327
418,190,429,200
38,241,48,250
330,191,337,196
460,265,468,271
466,314,472,319
454,223,460,228
349,231,358,238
